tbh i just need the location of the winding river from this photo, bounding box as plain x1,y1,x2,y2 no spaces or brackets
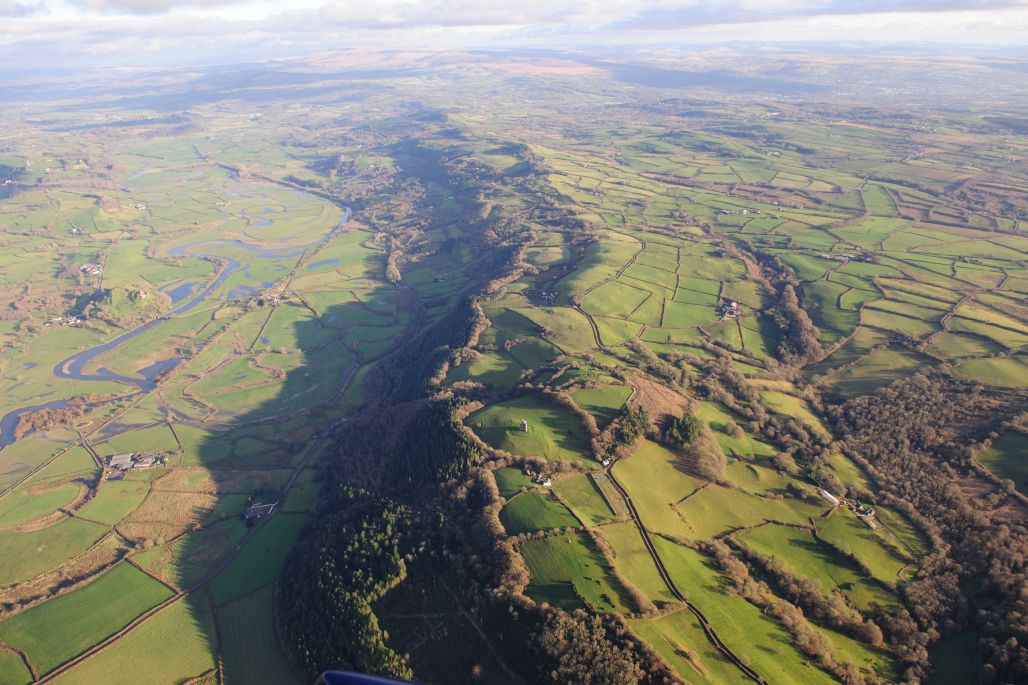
0,207,351,447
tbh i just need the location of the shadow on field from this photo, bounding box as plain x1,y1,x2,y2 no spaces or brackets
168,288,406,684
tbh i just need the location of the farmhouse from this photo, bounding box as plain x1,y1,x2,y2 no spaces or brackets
717,299,740,320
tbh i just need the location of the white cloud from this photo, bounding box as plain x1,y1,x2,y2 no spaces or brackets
1,0,1026,68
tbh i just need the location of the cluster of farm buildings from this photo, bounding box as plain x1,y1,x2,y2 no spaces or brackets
105,452,165,475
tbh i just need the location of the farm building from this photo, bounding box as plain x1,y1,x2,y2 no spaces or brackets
106,452,164,470
107,453,136,470
717,299,740,320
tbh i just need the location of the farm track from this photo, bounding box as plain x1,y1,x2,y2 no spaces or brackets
604,465,767,684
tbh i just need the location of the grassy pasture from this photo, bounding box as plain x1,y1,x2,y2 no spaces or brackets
0,649,31,685
75,481,150,525
132,518,248,590
217,586,301,685
511,306,596,353
954,355,1028,389
927,332,1004,360
94,424,179,456
675,485,818,540
875,506,931,559
693,402,776,458
816,509,911,585
725,461,793,494
507,337,561,369
860,184,897,216
0,518,109,587
948,316,1028,349
861,309,937,338
827,452,876,493
629,609,742,684
800,280,858,342
447,350,523,388
653,537,838,685
835,218,905,250
0,483,80,528
580,280,650,318
0,562,172,675
592,316,642,345
824,627,898,682
466,395,592,462
759,391,829,437
613,441,700,540
51,597,216,685
780,253,837,281
977,431,1028,494
3,440,92,490
209,513,310,605
598,522,675,605
500,491,579,534
553,474,618,526
570,385,632,428
519,532,633,613
737,524,899,612
827,348,928,399
492,467,534,499
662,301,716,328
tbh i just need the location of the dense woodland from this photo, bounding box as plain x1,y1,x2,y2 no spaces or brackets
830,374,1027,683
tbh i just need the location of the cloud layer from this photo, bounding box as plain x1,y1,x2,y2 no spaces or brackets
2,0,1027,69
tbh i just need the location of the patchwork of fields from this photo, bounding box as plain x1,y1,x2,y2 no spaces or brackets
443,87,1026,684
0,51,1025,685
0,97,479,683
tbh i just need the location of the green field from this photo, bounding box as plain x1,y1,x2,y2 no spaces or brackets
675,484,819,540
0,562,173,676
653,537,838,685
737,523,899,611
492,466,535,498
598,522,675,605
816,509,912,584
208,514,310,605
519,531,633,612
75,481,150,524
0,649,31,685
570,385,633,428
500,491,579,534
217,586,301,685
466,395,592,462
629,610,743,684
553,474,619,526
613,440,700,540
0,518,110,587
0,483,80,528
977,431,1028,494
447,350,524,388
50,598,216,685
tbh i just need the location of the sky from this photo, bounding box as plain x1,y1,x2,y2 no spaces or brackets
1,1,1027,70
